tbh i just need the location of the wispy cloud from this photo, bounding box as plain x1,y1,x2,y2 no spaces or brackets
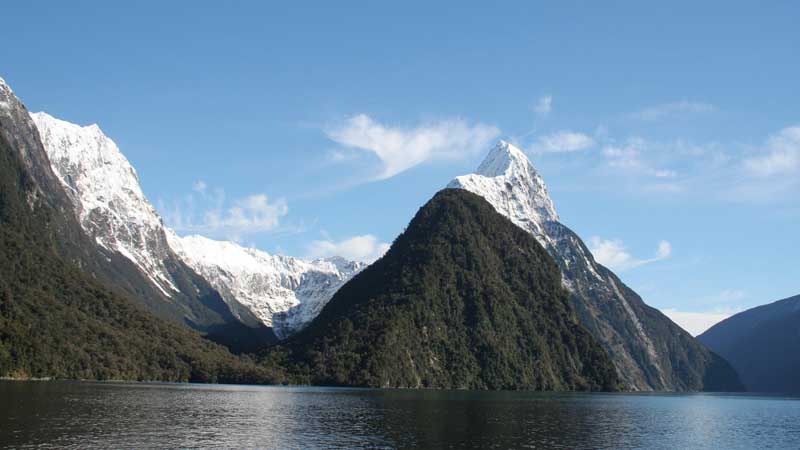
743,125,800,177
529,130,594,153
325,114,500,180
631,100,717,121
602,139,677,178
306,234,391,263
160,181,291,241
532,95,552,117
589,237,672,271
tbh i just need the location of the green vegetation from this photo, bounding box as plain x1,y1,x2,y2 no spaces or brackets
269,189,619,391
0,132,282,383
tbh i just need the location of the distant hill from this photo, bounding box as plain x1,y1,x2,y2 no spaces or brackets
275,189,620,391
699,295,800,393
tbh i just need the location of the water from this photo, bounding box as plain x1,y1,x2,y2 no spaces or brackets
1,381,799,449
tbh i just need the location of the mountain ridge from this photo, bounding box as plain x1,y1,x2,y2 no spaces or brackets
275,188,620,391
449,140,743,392
699,294,800,393
28,111,275,351
31,109,364,340
0,78,280,382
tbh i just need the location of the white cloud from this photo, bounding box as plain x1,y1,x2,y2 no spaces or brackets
203,194,288,235
631,100,717,121
532,95,552,117
530,130,594,153
589,237,672,271
602,139,678,178
161,184,289,240
744,125,800,176
306,234,391,263
660,309,734,336
325,114,500,180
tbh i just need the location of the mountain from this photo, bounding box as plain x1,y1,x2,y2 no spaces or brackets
449,141,743,392
0,77,281,383
699,295,800,393
168,232,365,338
31,110,363,341
274,189,620,391
29,112,274,351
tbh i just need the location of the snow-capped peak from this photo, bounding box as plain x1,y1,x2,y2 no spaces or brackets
31,110,366,338
448,140,558,241
167,231,365,338
0,78,20,113
475,139,530,176
31,111,179,297
448,141,676,391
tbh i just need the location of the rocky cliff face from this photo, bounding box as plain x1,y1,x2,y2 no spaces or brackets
32,112,181,298
31,110,362,339
168,232,365,338
2,81,280,355
449,140,743,391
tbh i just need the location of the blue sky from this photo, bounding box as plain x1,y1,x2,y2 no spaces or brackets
2,1,798,334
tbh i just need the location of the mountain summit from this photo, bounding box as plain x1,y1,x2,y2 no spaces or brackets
31,111,363,340
450,141,558,241
280,189,619,391
32,112,179,297
449,141,743,391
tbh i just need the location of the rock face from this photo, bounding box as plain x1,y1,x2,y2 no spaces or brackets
30,110,363,339
449,140,743,392
699,294,800,393
280,189,620,391
28,111,275,351
168,232,365,338
32,112,181,298
0,106,273,383
0,76,274,356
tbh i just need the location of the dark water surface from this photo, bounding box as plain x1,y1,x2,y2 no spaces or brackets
1,381,799,449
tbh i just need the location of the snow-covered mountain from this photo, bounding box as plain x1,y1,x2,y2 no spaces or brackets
449,140,740,391
32,112,179,297
31,111,362,337
168,232,364,338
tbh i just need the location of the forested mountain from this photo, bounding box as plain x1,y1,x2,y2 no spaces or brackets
699,294,800,393
448,141,744,392
273,189,620,391
0,79,280,382
29,111,275,351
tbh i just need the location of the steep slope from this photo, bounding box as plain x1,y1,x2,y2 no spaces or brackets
0,78,280,383
31,111,182,298
449,141,743,392
276,189,620,391
31,112,363,339
699,295,800,393
168,232,365,338
3,80,274,352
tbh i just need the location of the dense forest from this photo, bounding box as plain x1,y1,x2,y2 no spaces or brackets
267,189,620,391
0,130,282,383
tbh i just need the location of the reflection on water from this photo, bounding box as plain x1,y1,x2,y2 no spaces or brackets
1,381,799,449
